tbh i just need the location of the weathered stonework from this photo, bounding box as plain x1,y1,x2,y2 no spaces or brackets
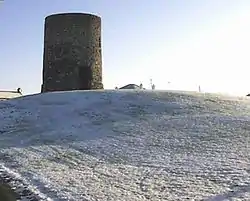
42,13,103,93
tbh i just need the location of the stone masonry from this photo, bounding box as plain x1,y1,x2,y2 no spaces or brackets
42,13,103,93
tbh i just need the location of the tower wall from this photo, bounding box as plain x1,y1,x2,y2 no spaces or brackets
42,13,103,92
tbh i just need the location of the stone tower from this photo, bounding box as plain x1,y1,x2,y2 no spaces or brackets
41,13,103,93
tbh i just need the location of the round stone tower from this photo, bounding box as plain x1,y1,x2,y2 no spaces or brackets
41,13,103,93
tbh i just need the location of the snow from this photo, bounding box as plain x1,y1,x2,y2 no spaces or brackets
0,91,22,100
0,90,250,201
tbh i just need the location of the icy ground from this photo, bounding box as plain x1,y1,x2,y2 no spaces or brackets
0,90,250,201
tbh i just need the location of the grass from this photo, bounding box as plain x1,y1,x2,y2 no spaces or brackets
0,183,18,201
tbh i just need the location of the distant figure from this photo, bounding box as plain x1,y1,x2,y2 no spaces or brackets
152,84,155,90
115,87,118,90
17,88,22,94
198,85,201,93
139,83,143,89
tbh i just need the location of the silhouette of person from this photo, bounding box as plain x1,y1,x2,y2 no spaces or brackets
152,84,155,90
17,88,22,94
139,83,143,89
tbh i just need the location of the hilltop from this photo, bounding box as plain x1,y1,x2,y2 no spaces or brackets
0,90,250,201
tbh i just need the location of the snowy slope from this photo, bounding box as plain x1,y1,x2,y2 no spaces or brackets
0,90,250,201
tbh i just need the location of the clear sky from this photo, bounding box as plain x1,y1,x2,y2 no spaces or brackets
0,0,250,95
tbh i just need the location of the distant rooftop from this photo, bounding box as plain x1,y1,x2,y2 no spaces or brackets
119,84,141,90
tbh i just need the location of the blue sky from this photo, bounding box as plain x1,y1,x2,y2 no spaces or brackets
0,0,250,95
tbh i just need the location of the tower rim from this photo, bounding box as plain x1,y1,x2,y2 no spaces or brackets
45,13,101,20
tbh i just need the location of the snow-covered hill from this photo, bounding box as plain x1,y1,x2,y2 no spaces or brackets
0,90,250,201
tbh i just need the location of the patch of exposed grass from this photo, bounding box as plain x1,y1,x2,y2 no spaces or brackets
0,183,18,201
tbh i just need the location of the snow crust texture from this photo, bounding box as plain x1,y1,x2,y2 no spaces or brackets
0,90,250,201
